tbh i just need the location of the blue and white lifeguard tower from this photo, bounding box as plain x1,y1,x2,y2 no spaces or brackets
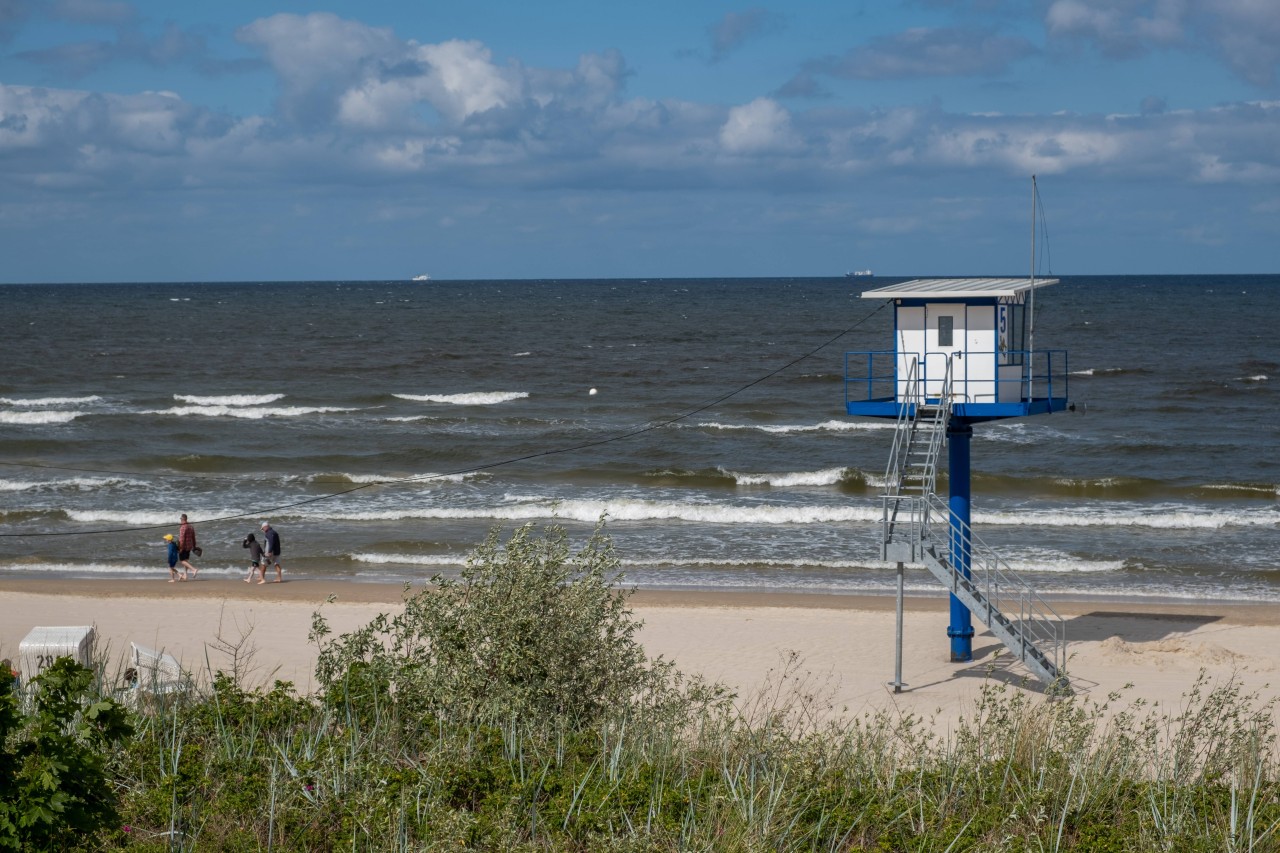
845,276,1071,691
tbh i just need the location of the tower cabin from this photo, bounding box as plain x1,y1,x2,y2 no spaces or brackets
845,278,1069,422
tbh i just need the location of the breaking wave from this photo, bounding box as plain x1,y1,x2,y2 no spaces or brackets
0,395,102,406
0,410,83,425
174,393,285,406
695,419,894,434
394,392,529,405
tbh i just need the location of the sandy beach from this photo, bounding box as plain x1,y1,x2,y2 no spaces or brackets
3,577,1276,725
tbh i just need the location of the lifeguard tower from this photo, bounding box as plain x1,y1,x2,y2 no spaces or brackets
845,277,1071,690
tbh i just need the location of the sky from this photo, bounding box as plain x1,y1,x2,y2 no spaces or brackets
0,0,1277,282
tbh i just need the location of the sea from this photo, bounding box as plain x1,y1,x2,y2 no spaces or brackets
0,276,1276,602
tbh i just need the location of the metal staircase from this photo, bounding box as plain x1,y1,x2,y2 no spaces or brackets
880,359,1070,692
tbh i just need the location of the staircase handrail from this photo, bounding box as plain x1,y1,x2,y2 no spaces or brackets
920,492,1068,677
882,357,920,498
881,357,952,553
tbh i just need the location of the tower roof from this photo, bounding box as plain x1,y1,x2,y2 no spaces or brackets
859,277,1059,299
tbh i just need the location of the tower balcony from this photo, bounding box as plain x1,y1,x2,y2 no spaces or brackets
844,349,1070,423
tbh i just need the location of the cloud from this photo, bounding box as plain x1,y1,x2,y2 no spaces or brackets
2,11,1279,204
1205,0,1280,87
708,7,785,62
811,26,1036,80
1045,0,1280,87
239,13,638,137
1045,0,1183,59
3,82,1278,194
720,97,799,154
237,13,404,126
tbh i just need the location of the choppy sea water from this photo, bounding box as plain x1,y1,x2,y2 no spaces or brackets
0,276,1276,601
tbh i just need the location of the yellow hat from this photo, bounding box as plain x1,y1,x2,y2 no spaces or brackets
163,534,174,541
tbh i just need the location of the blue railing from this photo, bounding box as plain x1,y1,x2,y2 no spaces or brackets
843,350,898,406
845,349,1069,408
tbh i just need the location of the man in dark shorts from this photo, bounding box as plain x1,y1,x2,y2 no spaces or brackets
178,513,198,578
260,521,283,583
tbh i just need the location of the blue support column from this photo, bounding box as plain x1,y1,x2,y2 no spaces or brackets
947,420,974,661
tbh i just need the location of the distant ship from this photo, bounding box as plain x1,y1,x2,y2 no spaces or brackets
845,270,874,277
412,274,431,281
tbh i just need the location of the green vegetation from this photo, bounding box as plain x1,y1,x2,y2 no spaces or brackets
5,522,1280,850
0,657,132,850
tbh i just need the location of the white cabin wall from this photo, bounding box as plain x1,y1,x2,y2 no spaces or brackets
964,306,997,403
895,305,925,401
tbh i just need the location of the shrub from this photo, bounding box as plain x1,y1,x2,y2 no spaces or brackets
311,521,714,731
0,657,133,851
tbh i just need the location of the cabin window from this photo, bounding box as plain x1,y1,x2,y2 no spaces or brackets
938,316,954,347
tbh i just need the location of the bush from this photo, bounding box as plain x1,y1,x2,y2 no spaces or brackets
0,657,133,851
311,521,711,731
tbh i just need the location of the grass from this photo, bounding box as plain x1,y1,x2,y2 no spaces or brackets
6,522,1280,851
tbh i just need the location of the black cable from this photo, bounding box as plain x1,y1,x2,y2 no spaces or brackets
0,301,887,538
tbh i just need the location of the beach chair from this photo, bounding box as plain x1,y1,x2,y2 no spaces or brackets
128,642,185,696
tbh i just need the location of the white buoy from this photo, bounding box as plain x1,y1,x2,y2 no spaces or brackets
588,388,598,396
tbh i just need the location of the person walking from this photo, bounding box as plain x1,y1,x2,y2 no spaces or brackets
259,521,283,583
163,533,184,582
177,513,198,578
242,532,265,583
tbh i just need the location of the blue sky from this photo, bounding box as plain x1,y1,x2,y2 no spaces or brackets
1,0,1277,281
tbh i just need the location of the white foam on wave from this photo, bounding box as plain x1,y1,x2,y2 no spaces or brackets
394,392,529,405
0,410,83,425
697,419,893,434
719,466,850,487
1238,375,1269,382
622,557,872,571
315,498,880,525
143,405,356,419
976,505,1279,530
308,471,479,485
0,562,162,576
175,393,285,406
350,553,464,566
1203,483,1280,497
0,561,244,579
1038,583,1280,604
1069,368,1125,377
0,395,102,406
1001,548,1128,574
0,476,145,492
385,416,432,422
65,508,242,526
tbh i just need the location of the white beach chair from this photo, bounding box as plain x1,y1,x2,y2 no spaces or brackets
129,642,185,696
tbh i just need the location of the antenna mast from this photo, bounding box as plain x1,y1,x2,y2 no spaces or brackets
1029,175,1037,402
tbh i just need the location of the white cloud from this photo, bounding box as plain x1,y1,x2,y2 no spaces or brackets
237,13,402,125
719,97,798,154
240,15,630,133
1045,0,1280,86
415,40,519,123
